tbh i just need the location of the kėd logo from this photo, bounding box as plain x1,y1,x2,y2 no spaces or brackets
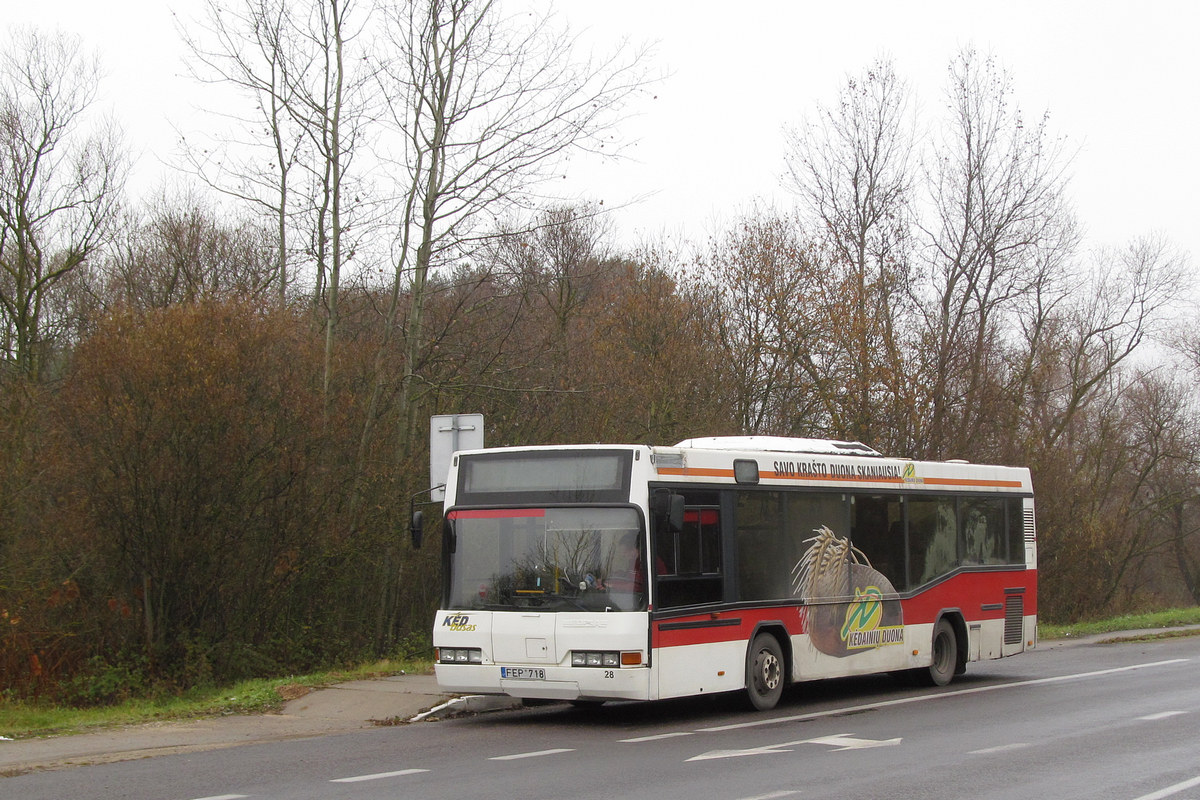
442,614,476,631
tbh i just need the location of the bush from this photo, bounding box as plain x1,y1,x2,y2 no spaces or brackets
61,657,148,707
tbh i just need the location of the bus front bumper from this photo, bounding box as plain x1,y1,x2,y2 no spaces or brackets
435,662,651,702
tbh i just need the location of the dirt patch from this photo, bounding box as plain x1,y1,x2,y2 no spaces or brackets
275,683,311,701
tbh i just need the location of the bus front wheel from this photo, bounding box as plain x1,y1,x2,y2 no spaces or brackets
921,618,958,687
745,632,784,711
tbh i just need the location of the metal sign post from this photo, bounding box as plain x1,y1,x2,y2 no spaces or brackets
429,414,483,502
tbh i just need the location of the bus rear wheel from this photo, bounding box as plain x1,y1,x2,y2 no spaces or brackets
746,632,784,711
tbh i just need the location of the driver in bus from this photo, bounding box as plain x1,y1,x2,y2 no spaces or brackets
603,533,663,593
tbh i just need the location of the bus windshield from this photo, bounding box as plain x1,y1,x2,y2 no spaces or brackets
446,507,646,612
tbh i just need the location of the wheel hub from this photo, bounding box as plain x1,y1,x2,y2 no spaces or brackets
758,652,780,690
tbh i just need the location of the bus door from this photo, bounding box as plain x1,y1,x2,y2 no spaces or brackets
650,494,736,699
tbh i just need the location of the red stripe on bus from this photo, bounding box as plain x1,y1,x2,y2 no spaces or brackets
651,569,1038,649
901,570,1038,622
654,607,797,649
447,508,546,520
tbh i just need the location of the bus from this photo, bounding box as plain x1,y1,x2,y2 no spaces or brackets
428,436,1036,711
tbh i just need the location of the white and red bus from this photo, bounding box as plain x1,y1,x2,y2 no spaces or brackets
430,436,1036,711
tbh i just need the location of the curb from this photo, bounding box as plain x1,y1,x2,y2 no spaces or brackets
1039,624,1200,649
410,694,525,722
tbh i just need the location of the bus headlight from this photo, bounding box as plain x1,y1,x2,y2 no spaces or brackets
571,651,620,667
437,647,483,664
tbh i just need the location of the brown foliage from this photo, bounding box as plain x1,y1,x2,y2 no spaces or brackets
0,299,428,696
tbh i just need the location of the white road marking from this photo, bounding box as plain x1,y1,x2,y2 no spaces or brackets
1138,711,1186,721
971,708,1186,756
698,659,1189,734
969,742,1032,755
489,748,575,761
191,796,249,800
620,731,696,743
1130,774,1200,800
689,745,793,762
330,768,429,783
802,733,902,751
738,792,801,800
689,732,901,761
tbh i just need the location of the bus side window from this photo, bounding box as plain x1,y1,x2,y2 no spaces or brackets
850,495,904,592
960,497,1007,565
735,491,848,602
1006,498,1026,564
908,496,956,587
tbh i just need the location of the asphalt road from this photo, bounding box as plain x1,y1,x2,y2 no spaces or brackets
6,635,1200,800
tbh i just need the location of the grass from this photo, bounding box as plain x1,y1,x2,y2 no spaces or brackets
1038,607,1200,641
0,656,433,741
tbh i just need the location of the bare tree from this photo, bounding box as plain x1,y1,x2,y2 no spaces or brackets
180,0,378,403
1047,236,1188,447
0,28,126,380
1129,374,1200,607
179,0,303,306
698,210,828,435
290,0,377,402
357,0,649,474
102,187,278,309
918,48,1078,457
783,59,917,449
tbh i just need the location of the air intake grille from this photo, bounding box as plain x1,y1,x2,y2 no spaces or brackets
1004,595,1024,645
1023,508,1036,542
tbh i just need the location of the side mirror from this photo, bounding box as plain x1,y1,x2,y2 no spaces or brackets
652,489,686,533
668,494,685,533
410,510,423,550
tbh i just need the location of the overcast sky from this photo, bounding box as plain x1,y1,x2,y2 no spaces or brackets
8,0,1200,269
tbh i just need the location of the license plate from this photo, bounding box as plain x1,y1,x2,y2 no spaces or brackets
500,667,546,680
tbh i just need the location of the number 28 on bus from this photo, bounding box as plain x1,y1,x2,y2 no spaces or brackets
423,436,1036,711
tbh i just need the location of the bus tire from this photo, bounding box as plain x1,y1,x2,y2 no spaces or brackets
921,618,957,687
746,632,785,711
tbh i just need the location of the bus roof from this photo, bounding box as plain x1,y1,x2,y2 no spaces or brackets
674,436,882,457
652,439,1030,494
